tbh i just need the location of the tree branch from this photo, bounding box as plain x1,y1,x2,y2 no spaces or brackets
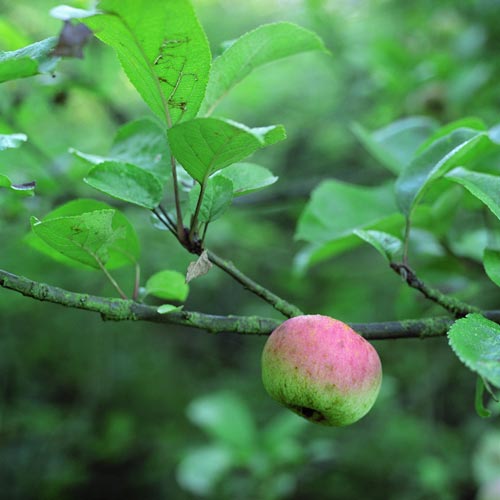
206,250,304,318
3,268,500,340
390,262,480,317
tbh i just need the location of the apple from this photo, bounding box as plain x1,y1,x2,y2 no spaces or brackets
261,315,382,426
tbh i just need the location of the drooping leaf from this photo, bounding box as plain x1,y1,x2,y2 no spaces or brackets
353,229,403,263
0,133,27,151
72,118,170,182
215,163,278,196
445,168,500,221
83,0,211,124
475,377,492,418
200,22,327,115
27,199,140,269
0,175,35,197
295,180,403,269
448,313,500,388
0,38,59,83
84,161,163,209
31,209,124,269
395,128,491,216
189,176,233,223
483,249,500,288
352,116,439,174
168,117,286,183
146,270,189,302
186,250,212,283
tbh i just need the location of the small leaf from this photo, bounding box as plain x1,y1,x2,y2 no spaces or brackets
446,168,500,221
483,249,500,288
83,0,211,124
157,304,184,314
31,209,123,269
0,133,27,151
475,377,492,418
353,229,403,263
186,250,212,283
168,118,286,183
395,128,491,216
0,174,35,197
448,313,500,388
352,116,439,174
200,22,327,115
189,176,233,223
27,199,139,269
84,161,163,209
146,270,189,302
215,163,278,196
0,38,59,83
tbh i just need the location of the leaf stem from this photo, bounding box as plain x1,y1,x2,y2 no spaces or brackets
189,180,208,242
95,256,128,300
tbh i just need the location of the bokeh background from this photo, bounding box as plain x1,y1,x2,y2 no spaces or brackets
1,0,500,498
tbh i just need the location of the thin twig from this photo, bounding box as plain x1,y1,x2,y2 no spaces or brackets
390,262,479,317
189,180,207,242
95,256,128,300
206,250,304,318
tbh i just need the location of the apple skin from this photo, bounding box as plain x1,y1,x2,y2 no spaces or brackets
261,315,382,426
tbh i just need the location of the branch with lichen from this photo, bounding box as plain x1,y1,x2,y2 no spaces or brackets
390,262,480,317
3,268,499,340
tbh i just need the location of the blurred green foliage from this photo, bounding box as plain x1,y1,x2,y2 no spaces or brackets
1,0,500,499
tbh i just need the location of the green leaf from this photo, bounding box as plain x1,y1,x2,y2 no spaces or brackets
0,175,35,197
72,118,170,182
215,163,278,196
395,128,491,216
475,377,492,418
83,0,211,124
353,229,403,263
84,161,163,209
448,313,500,388
200,22,326,115
483,249,500,288
352,116,439,174
189,176,233,223
31,210,124,269
26,199,140,270
0,133,27,151
157,304,184,314
0,37,59,82
168,117,286,183
186,391,257,451
295,180,403,269
445,168,500,221
145,270,189,302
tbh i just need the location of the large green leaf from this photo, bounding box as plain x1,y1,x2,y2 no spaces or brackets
145,270,189,302
27,199,140,269
352,116,438,174
83,0,211,124
0,133,27,151
72,118,170,182
448,314,500,388
445,168,500,221
168,118,286,183
84,161,163,209
189,176,233,223
200,22,326,115
215,163,278,196
395,128,491,216
295,180,403,269
31,209,124,269
0,37,58,83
